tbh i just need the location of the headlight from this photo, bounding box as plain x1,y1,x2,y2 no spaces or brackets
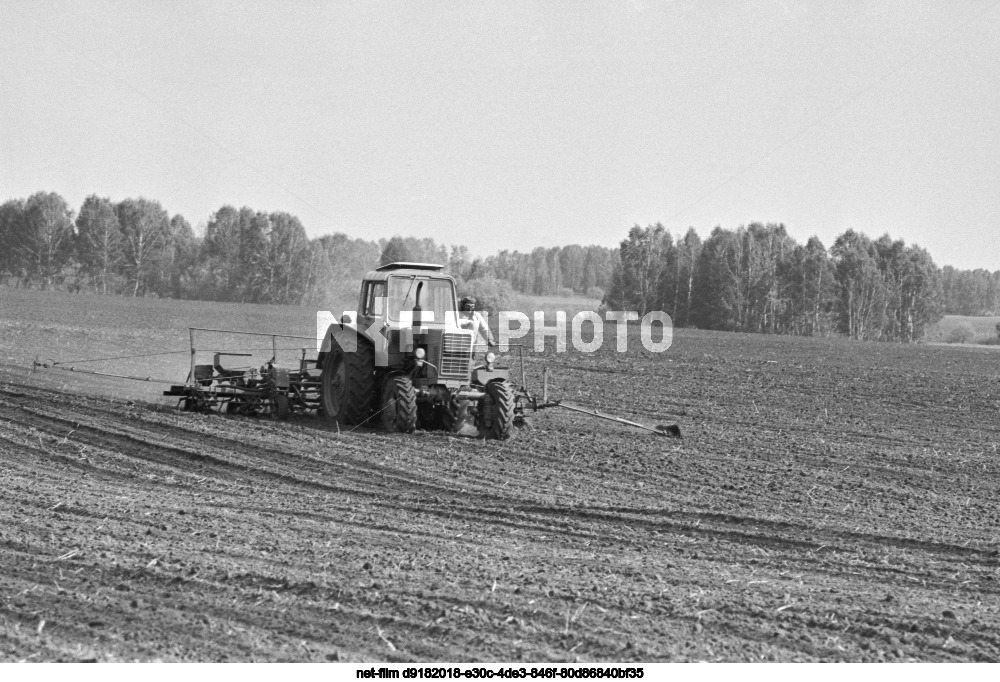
485,351,496,367
414,347,426,359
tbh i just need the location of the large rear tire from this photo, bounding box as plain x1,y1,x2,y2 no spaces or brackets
321,341,375,426
477,380,514,440
380,374,417,433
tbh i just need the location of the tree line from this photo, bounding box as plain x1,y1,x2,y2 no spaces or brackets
378,236,615,298
1,190,992,343
604,222,945,342
940,267,1000,316
0,191,614,306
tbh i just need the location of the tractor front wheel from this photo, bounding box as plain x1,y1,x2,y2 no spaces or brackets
478,380,515,440
438,391,469,432
321,341,375,425
380,374,417,433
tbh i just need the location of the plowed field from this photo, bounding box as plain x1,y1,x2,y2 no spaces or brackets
1,289,999,662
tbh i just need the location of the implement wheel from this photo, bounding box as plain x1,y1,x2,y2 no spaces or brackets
224,396,248,415
272,394,290,421
380,374,417,433
321,341,375,426
478,380,514,440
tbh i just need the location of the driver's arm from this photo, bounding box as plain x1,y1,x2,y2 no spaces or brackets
478,312,496,347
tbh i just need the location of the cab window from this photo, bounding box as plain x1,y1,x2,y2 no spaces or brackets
387,276,456,322
365,281,387,316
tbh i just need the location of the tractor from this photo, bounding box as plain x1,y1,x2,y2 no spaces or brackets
317,262,517,439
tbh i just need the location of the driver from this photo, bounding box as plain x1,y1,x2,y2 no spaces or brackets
459,296,495,352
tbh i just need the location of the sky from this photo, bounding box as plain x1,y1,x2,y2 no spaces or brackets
1,1,998,269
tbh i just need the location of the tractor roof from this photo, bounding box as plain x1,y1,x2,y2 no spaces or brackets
375,262,444,272
365,262,453,283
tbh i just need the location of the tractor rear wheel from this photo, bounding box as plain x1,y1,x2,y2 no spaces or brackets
380,374,417,433
438,392,469,432
478,380,514,440
321,341,375,425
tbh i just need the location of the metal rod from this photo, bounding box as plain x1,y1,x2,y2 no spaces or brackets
188,327,315,340
50,350,189,364
33,362,177,385
188,328,196,387
519,344,526,392
551,401,679,438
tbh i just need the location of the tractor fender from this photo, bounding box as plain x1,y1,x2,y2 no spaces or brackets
319,319,388,367
319,321,363,360
472,367,509,386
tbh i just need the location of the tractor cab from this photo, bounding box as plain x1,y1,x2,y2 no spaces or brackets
359,262,459,330
356,263,474,380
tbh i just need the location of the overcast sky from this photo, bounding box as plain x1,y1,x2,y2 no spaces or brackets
1,1,998,268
